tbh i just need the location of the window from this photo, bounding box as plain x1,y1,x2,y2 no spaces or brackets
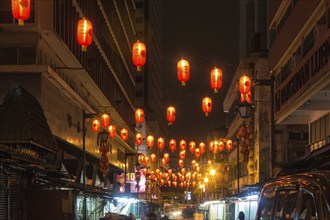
136,75,143,83
298,193,316,220
274,190,299,219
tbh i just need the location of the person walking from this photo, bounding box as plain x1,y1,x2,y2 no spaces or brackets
238,211,245,220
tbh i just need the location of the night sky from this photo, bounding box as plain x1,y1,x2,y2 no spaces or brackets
162,0,240,143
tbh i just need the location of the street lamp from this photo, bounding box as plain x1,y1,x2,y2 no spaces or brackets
238,100,253,118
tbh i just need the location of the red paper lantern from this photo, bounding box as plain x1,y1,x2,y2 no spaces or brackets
177,58,190,86
178,159,184,168
168,169,173,176
144,156,149,164
135,108,144,124
226,139,233,151
191,160,196,169
150,154,156,163
161,158,167,166
209,141,214,152
77,17,93,52
194,148,201,158
241,91,251,104
212,141,219,155
219,141,225,152
146,135,154,148
101,113,110,128
169,139,176,152
202,96,212,116
92,119,101,133
120,128,128,141
108,125,116,138
239,75,251,94
179,140,186,151
210,67,222,93
173,181,177,187
12,0,30,26
164,153,170,162
189,141,196,154
139,154,145,164
136,133,143,145
158,137,165,151
166,106,176,125
199,142,206,155
179,150,186,160
132,41,146,71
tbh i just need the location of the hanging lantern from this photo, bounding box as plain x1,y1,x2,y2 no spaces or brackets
139,154,145,164
194,148,201,159
178,159,184,168
164,153,170,162
144,156,149,164
161,158,167,166
92,119,101,133
191,160,196,169
241,91,251,104
132,40,146,71
179,139,186,151
166,106,176,125
219,141,225,152
101,113,111,128
158,137,165,151
179,150,186,160
207,160,212,166
196,166,201,173
146,135,154,148
168,169,173,176
136,133,143,145
177,58,190,86
77,17,93,52
199,142,206,155
173,181,177,187
120,128,128,141
181,168,186,175
189,141,196,154
150,153,156,163
135,108,144,124
239,75,251,94
226,139,233,151
209,141,214,152
142,168,147,176
202,96,212,116
212,141,219,155
12,0,30,26
108,125,116,138
169,139,176,152
210,67,223,93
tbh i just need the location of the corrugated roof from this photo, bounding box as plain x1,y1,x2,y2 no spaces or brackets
0,84,58,152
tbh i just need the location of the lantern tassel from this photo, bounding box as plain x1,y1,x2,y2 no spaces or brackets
214,89,218,93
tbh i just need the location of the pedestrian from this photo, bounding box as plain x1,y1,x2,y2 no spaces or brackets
238,211,245,220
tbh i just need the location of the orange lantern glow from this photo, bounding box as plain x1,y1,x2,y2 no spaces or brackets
166,106,176,125
178,159,184,168
136,133,143,145
92,119,101,133
135,108,144,124
120,128,128,141
207,160,212,166
212,141,219,155
144,156,149,164
239,75,251,94
169,139,176,152
77,17,93,52
179,150,186,160
199,142,206,155
161,158,167,166
164,153,170,162
241,91,251,104
132,40,146,71
12,0,30,26
191,160,196,168
146,135,154,148
196,166,201,173
226,139,233,151
150,153,156,163
177,58,190,86
158,137,165,151
189,141,196,154
219,141,224,152
209,141,214,152
179,140,186,151
101,113,110,128
173,181,177,187
181,168,186,175
202,96,212,116
210,67,223,93
108,125,116,138
168,169,173,176
139,154,145,164
142,168,147,176
194,148,201,159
